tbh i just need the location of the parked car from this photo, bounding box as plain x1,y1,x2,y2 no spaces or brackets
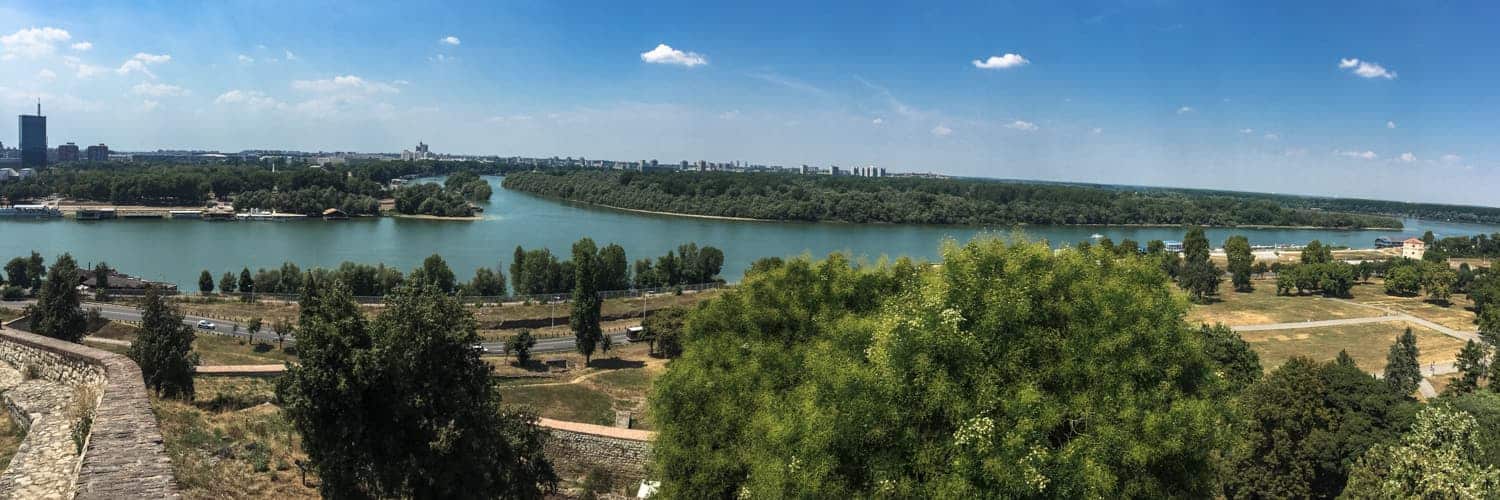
196,320,216,330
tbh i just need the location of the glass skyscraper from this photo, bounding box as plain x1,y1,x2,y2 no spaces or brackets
20,103,46,168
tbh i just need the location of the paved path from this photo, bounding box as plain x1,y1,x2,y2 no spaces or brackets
1232,315,1404,332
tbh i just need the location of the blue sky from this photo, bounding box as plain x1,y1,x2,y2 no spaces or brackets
2,1,1498,206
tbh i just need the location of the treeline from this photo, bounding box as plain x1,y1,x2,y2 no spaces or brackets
0,162,386,206
197,240,725,298
1430,232,1500,259
231,187,381,216
501,169,1403,228
648,237,1500,498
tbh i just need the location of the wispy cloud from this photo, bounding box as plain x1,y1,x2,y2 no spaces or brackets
1399,152,1416,162
1177,106,1195,114
1386,120,1396,129
1005,120,1039,131
931,124,953,136
70,41,92,51
640,44,707,67
972,53,1030,69
238,54,254,64
1,27,71,60
117,52,171,78
292,75,398,94
1336,149,1378,160
132,82,189,97
747,71,824,95
1338,58,1396,79
440,36,461,46
214,89,280,110
284,49,298,61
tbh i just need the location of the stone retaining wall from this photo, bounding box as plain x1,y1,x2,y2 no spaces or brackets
0,324,179,498
538,418,654,483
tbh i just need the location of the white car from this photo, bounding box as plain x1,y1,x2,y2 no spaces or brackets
196,320,216,330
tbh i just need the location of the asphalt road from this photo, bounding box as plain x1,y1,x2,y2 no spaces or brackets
2,300,634,355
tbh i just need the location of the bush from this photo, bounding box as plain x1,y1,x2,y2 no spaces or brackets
1,285,24,300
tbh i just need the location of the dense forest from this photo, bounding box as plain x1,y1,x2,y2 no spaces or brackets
502,170,1404,228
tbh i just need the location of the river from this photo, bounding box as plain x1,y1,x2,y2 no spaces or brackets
1,175,1496,290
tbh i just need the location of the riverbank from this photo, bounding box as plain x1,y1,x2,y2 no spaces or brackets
385,213,484,221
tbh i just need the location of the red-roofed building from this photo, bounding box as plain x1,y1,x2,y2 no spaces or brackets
1402,238,1426,260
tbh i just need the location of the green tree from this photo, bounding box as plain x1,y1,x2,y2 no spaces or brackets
270,317,293,351
239,267,254,293
466,266,506,296
1384,327,1422,396
1223,356,1417,498
198,269,215,294
1301,240,1333,264
570,238,603,366
277,280,557,498
128,285,199,399
650,238,1232,498
417,253,457,293
1198,323,1262,393
1423,263,1457,304
28,253,87,342
1384,265,1421,296
25,251,44,290
507,330,537,366
1451,340,1490,395
92,261,111,301
1224,235,1254,292
247,317,263,342
596,243,630,291
1343,406,1500,498
641,305,689,358
4,257,27,291
219,271,237,296
1179,228,1221,302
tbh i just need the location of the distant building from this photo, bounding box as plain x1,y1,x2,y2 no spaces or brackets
85,144,110,162
1164,240,1185,253
19,101,46,168
1374,236,1403,249
1402,238,1426,260
57,142,80,162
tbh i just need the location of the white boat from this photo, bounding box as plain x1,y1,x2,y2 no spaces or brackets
0,204,62,218
1090,233,1104,239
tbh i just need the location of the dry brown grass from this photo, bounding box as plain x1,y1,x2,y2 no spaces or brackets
152,377,318,500
493,343,663,429
1185,280,1384,326
85,321,297,366
1347,281,1479,331
1241,320,1464,373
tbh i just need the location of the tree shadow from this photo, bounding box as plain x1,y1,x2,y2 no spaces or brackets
586,358,646,370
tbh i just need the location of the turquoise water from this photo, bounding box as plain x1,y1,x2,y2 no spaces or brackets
0,176,1495,290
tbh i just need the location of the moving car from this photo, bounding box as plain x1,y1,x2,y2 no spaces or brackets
196,320,216,330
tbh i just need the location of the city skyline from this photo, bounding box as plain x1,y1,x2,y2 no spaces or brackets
2,1,1499,206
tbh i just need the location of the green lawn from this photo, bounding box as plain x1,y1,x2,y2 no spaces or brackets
500,383,617,426
85,321,296,366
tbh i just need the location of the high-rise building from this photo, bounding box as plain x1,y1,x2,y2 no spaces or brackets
86,144,110,162
19,101,46,168
57,142,80,162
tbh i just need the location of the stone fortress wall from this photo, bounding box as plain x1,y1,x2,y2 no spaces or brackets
0,317,178,499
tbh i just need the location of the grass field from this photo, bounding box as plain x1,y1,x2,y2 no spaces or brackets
1185,280,1382,326
1241,320,1464,373
495,343,663,429
1347,282,1478,331
84,321,297,365
152,377,318,499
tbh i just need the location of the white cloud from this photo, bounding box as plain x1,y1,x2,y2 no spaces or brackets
971,53,1030,69
37,69,56,81
1,27,71,60
1386,120,1397,129
238,54,254,64
291,75,398,94
428,53,455,64
718,110,740,120
1090,127,1103,135
1239,128,1254,134
931,124,953,136
132,82,188,97
640,44,707,67
393,80,410,86
1338,57,1396,79
1336,149,1379,160
1177,106,1194,114
117,53,172,78
284,50,298,61
70,41,92,51
1399,152,1416,162
871,117,884,125
141,99,159,111
214,89,281,110
1263,133,1279,141
440,36,461,46
1005,120,1039,131
1441,154,1463,163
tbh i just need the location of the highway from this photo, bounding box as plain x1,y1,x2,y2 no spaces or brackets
1,300,634,355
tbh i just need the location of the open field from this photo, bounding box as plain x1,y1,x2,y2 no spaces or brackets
494,343,663,429
84,321,297,365
1241,320,1464,373
0,308,18,323
1427,372,1461,398
1185,280,1382,326
152,377,318,499
1347,281,1478,331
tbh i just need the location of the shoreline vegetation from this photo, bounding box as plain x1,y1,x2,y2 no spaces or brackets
502,169,1412,229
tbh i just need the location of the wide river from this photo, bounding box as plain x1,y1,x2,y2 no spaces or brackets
2,176,1498,290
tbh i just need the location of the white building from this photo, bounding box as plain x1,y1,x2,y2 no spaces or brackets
1402,238,1426,260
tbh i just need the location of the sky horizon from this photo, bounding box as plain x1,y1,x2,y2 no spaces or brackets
2,1,1498,207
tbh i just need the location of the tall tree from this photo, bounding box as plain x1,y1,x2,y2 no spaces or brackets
277,280,557,498
509,245,526,295
239,267,255,293
28,253,87,342
24,251,44,290
219,271,237,296
1301,240,1333,264
92,261,111,301
198,269,215,294
1198,323,1262,393
570,238,603,366
1343,406,1500,498
1452,340,1490,395
1384,327,1422,396
417,253,457,293
650,239,1233,497
1224,235,1254,292
4,257,27,291
129,285,199,399
596,243,630,291
466,266,506,296
1179,228,1221,302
